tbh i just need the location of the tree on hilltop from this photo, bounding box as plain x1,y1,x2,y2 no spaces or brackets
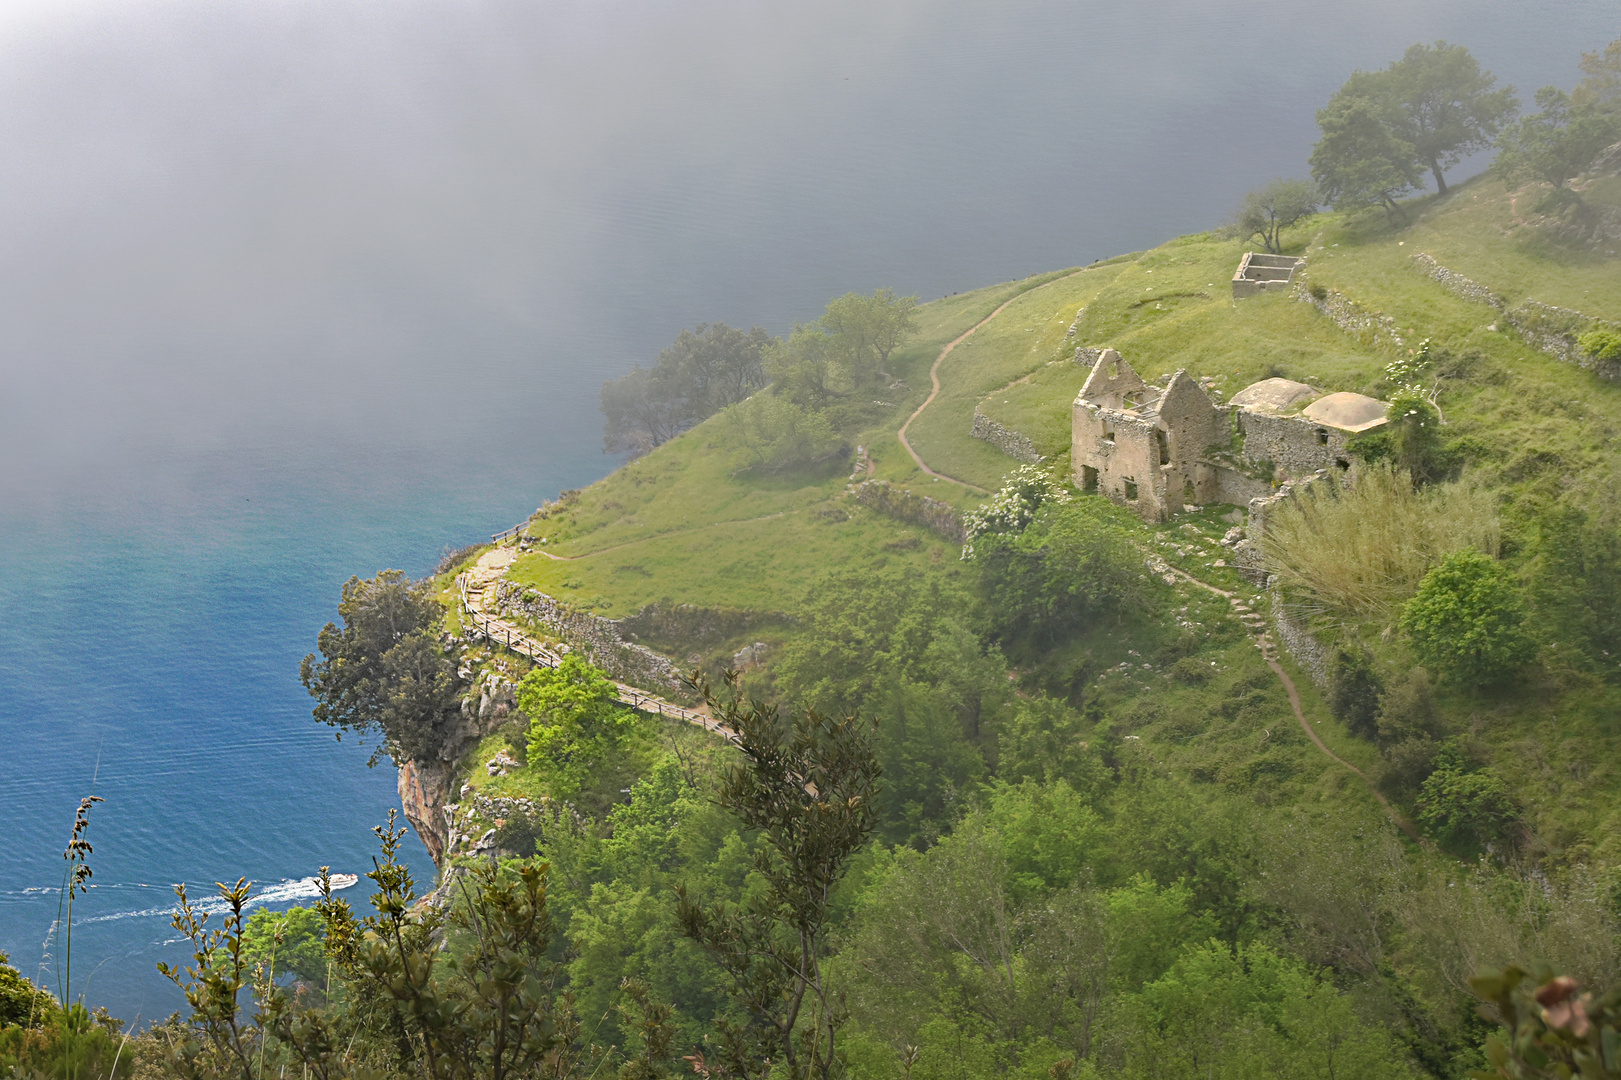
1311,41,1517,211
1233,179,1318,253
1311,95,1425,221
601,322,771,455
1380,41,1518,195
1574,37,1621,112
1494,86,1621,208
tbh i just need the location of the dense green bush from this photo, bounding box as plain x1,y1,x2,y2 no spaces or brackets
1400,550,1535,686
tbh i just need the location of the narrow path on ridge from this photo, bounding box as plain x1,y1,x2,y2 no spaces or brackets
1156,558,1422,843
896,268,1089,493
456,546,734,742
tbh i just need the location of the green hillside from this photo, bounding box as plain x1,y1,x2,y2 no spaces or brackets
364,166,1621,1080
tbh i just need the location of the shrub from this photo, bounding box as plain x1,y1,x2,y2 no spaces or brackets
1401,550,1535,686
1417,742,1520,851
723,393,845,473
1325,648,1381,738
1578,326,1621,362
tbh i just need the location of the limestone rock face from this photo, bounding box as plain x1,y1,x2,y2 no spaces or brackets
398,757,457,866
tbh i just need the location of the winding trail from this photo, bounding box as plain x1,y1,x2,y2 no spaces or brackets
898,268,1094,491
1157,559,1422,842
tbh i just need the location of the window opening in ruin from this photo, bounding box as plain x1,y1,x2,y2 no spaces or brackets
1155,429,1170,465
1123,478,1139,501
1103,424,1115,443
1316,428,1329,446
1082,466,1099,493
1182,479,1196,507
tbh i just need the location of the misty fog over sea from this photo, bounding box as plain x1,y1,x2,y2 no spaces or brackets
0,0,1611,1024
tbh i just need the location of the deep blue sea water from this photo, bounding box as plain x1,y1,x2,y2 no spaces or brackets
1,0,1614,1025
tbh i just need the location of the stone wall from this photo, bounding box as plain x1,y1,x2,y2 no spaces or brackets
1507,301,1621,380
1293,282,1408,349
492,580,684,692
618,603,791,652
1269,589,1330,691
970,410,1045,463
1408,252,1621,381
851,479,966,542
1237,410,1356,478
1409,252,1505,308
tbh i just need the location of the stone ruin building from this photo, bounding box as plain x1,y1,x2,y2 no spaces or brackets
1071,348,1388,522
1231,252,1305,298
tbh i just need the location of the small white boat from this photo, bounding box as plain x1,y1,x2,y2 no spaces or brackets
328,873,360,891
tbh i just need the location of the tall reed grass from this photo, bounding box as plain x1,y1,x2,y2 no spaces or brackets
1259,464,1499,624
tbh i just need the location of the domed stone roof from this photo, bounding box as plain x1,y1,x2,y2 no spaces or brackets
1302,391,1389,432
1229,377,1317,413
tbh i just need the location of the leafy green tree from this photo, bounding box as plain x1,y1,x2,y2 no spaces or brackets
300,569,463,765
723,393,845,473
820,288,919,379
871,681,985,848
1312,42,1515,212
0,952,55,1029
1117,940,1418,1079
1233,179,1318,254
1385,390,1445,487
675,674,882,1080
1400,550,1535,686
1416,742,1520,852
970,497,1145,645
1574,37,1621,112
1526,498,1621,677
765,289,918,410
602,323,772,454
1494,87,1621,208
1380,41,1518,196
241,907,329,988
1311,94,1424,220
520,654,643,800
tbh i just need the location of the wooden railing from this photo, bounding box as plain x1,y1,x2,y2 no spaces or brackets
491,522,526,543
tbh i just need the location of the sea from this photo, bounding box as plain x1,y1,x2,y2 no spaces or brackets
0,0,1612,1025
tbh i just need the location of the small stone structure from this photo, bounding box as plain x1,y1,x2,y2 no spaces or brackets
1071,349,1387,522
1231,252,1305,298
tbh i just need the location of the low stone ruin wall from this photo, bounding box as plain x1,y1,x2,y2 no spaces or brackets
850,479,967,543
970,410,1045,463
1292,282,1408,349
492,580,683,692
1408,253,1620,380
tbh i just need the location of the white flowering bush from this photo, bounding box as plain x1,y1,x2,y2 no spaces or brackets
961,464,1071,558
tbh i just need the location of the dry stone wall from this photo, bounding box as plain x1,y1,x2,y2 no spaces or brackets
1408,252,1620,380
1292,282,1408,349
493,579,683,692
970,410,1045,463
851,479,966,543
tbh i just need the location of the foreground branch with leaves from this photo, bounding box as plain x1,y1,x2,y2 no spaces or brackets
675,673,881,1080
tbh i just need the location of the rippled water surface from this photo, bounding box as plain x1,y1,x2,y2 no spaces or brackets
0,0,1612,1022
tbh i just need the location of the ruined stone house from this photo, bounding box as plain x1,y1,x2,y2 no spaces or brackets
1071,348,1387,522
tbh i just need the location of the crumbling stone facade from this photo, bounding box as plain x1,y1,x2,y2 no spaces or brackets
1072,350,1387,522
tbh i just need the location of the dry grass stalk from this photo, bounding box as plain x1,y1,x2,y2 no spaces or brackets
1259,464,1499,623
